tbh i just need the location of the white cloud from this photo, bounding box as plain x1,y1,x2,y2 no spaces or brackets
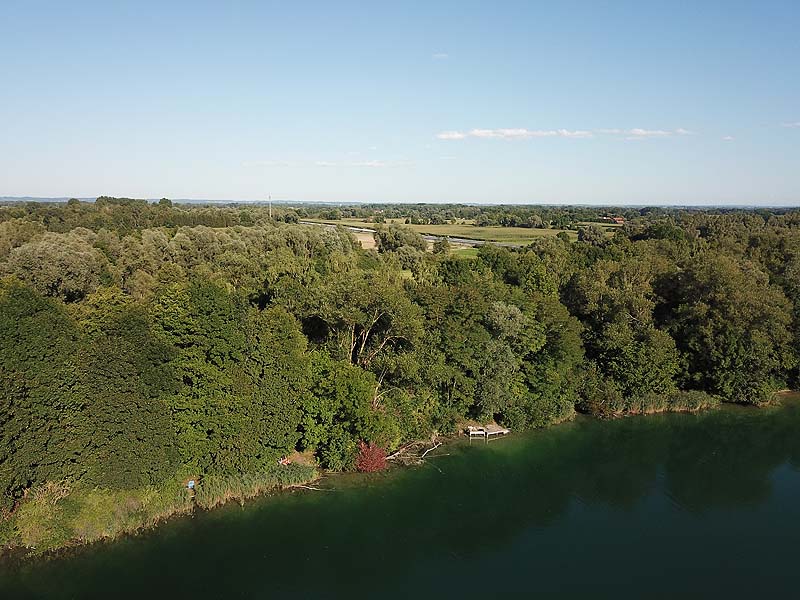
722,136,735,141
624,128,694,140
436,130,468,140
782,121,800,128
432,52,449,60
472,128,593,139
557,129,594,138
437,127,692,141
626,128,672,138
438,128,592,140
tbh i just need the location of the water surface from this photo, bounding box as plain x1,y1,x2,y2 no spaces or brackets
3,398,800,599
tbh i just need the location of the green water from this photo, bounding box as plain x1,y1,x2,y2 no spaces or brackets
3,399,800,599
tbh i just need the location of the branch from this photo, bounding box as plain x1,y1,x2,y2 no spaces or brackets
363,334,406,367
349,324,357,364
421,441,442,460
372,368,387,409
385,441,421,460
357,309,386,363
295,485,335,492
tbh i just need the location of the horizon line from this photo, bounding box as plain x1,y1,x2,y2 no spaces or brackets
2,196,800,209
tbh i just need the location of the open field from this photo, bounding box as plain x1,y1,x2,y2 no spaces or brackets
307,218,579,244
451,247,480,259
351,230,376,249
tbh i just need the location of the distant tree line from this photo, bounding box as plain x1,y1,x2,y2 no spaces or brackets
296,202,795,231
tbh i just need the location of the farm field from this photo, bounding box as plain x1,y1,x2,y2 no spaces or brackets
451,247,480,258
306,218,579,244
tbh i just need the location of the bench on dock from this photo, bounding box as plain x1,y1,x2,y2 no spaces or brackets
467,426,487,439
467,425,510,442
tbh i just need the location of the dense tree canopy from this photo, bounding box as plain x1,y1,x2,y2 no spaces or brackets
1,198,799,518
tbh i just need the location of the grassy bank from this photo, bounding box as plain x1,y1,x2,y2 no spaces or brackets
0,464,317,557
579,389,799,419
4,391,792,559
578,389,722,419
194,464,317,509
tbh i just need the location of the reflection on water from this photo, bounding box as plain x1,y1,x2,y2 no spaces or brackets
3,398,800,599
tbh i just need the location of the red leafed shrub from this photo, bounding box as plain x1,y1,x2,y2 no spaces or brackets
355,441,387,472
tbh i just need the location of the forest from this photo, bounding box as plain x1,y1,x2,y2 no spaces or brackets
1,198,799,551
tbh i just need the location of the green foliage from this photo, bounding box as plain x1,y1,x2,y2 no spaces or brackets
301,353,383,470
373,224,427,253
149,281,249,474
602,325,681,399
150,282,311,475
74,298,179,488
577,224,606,246
577,364,626,417
565,257,681,408
2,199,800,551
7,480,193,553
0,218,45,259
193,464,317,509
2,231,111,301
579,370,720,417
432,236,451,254
478,245,559,296
242,306,310,461
0,279,83,512
659,254,796,404
294,271,422,368
506,296,584,428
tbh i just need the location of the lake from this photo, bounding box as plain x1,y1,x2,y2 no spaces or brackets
3,397,800,599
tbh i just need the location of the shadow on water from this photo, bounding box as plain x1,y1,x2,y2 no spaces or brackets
3,398,800,599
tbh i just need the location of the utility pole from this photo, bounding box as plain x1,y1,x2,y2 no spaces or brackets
269,194,272,219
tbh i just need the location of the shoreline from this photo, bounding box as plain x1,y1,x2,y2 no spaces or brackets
4,391,798,563
1,465,319,563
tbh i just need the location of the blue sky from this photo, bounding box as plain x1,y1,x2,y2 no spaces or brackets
1,1,799,205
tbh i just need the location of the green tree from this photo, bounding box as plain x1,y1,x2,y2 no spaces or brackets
296,271,423,369
0,279,83,512
300,353,382,470
566,257,681,410
373,225,427,253
3,231,111,301
239,306,311,466
74,295,179,488
432,237,451,255
149,281,249,474
660,254,796,404
577,224,606,246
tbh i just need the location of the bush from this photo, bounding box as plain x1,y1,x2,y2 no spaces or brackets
355,441,387,473
577,367,625,417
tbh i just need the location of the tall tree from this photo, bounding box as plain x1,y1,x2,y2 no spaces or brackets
659,254,796,403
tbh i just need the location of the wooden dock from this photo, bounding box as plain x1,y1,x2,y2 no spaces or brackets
467,424,511,442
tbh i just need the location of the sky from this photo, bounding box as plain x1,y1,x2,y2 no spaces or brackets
1,0,799,205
